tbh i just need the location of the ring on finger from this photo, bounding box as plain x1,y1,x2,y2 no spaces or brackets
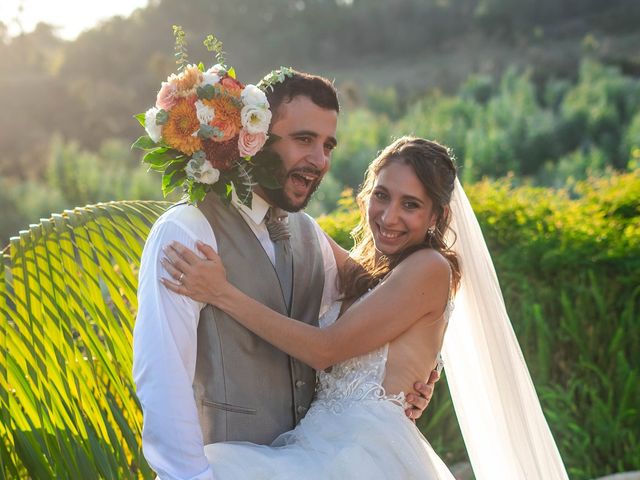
178,272,185,283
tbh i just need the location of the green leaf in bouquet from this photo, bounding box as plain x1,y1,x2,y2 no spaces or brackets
162,168,187,197
173,25,189,72
251,150,283,190
156,109,169,125
264,133,281,148
229,96,244,109
191,150,206,165
203,34,226,66
227,67,236,79
197,84,216,100
165,159,188,176
257,67,295,92
143,149,179,168
134,112,146,127
189,182,208,204
197,124,223,140
233,161,254,207
131,135,157,151
198,62,205,72
210,179,231,204
233,180,253,208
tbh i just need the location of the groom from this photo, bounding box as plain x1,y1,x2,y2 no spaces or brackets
133,70,438,479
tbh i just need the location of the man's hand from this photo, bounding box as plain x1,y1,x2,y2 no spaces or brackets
404,369,440,421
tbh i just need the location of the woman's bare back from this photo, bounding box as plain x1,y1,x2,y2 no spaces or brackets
382,313,448,397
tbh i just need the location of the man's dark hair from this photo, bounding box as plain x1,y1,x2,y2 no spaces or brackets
265,69,339,118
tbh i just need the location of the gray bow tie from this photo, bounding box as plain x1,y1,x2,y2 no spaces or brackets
265,207,291,242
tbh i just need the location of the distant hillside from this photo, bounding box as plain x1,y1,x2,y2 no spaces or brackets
0,0,639,178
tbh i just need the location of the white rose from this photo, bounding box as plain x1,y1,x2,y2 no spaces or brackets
195,100,215,124
198,161,220,184
201,72,220,87
241,105,272,134
241,84,269,108
186,158,220,185
144,107,162,142
206,64,225,75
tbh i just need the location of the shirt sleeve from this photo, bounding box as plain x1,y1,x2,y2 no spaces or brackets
132,213,216,480
307,214,341,316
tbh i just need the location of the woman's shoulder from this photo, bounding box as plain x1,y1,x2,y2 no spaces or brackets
398,248,450,276
388,248,451,292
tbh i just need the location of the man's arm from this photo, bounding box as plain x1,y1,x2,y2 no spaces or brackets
133,213,215,480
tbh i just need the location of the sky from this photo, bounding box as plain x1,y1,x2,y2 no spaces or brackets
0,0,149,40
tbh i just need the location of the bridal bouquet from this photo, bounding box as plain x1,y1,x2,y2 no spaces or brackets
133,27,289,204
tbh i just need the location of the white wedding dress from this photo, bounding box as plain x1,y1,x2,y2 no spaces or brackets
204,295,456,479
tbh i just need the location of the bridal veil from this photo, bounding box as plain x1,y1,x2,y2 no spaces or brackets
443,179,569,479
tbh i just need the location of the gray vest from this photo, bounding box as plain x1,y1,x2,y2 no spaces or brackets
193,194,325,445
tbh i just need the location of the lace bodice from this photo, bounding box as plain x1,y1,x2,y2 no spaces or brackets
312,293,454,414
314,301,402,412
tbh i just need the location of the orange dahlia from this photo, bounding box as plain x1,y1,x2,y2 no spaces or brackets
204,93,242,142
168,64,203,97
162,97,202,154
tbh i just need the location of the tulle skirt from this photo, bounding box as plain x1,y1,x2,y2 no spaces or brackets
204,398,456,479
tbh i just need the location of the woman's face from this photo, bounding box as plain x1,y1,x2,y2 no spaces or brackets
367,161,436,257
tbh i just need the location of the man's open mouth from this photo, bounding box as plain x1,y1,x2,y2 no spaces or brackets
290,171,318,189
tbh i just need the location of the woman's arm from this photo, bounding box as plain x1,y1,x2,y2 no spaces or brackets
162,241,450,371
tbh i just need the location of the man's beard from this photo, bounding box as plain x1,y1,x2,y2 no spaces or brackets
261,167,322,212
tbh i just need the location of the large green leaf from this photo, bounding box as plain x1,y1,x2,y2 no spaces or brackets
1,200,169,479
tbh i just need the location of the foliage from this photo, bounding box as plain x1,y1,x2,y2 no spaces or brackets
2,0,639,182
319,60,640,215
0,138,168,248
316,170,640,478
1,200,169,478
316,189,359,249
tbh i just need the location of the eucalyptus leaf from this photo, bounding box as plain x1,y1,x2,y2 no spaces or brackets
197,84,215,100
197,124,217,139
156,110,169,125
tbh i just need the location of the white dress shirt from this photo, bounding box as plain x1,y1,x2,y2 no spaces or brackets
133,193,339,480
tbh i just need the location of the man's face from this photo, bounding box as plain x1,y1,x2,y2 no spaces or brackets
259,95,338,212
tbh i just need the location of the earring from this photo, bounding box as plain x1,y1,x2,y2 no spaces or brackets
426,226,435,239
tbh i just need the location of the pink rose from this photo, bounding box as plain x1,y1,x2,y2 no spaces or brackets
238,128,267,157
221,76,243,92
156,81,178,110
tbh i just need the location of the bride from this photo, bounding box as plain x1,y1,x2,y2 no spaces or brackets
162,136,568,479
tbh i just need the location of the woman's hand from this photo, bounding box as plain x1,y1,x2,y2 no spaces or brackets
160,240,229,306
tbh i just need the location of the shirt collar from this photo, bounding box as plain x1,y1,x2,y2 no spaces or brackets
231,189,271,225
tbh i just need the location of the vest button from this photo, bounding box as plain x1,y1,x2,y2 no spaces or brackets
296,405,307,414
295,380,305,388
